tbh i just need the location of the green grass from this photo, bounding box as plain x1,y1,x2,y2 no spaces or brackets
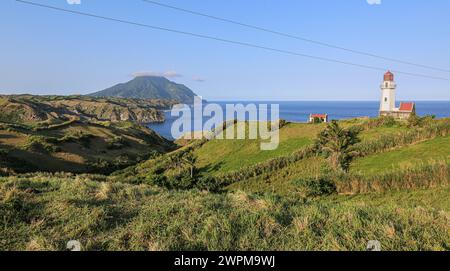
359,125,408,140
352,135,450,175
2,117,449,251
193,119,426,175
226,157,325,195
0,176,448,251
326,185,450,211
195,123,323,174
0,121,174,174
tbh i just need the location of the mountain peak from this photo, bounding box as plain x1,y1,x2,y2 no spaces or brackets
133,75,166,79
89,76,198,104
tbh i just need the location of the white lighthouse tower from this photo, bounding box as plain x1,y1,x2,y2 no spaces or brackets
379,71,416,119
379,71,397,114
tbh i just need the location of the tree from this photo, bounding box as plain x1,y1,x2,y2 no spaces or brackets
315,121,361,171
181,152,197,178
407,112,422,128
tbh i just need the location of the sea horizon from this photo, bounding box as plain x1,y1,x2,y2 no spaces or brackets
150,100,450,140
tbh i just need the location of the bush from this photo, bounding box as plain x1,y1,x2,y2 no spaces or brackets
24,136,59,153
59,131,94,147
278,119,290,129
357,116,398,130
408,114,437,128
146,173,196,190
295,178,337,197
315,121,361,171
147,174,169,187
147,173,222,192
106,136,129,150
407,113,422,127
196,176,223,192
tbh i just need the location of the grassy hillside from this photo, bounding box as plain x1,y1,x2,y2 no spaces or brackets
191,119,418,175
0,120,174,174
0,95,175,124
352,135,450,175
227,157,325,195
1,175,448,251
195,122,324,173
228,135,450,195
131,117,449,195
1,116,449,251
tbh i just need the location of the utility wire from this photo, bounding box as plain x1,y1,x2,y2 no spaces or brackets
142,0,450,73
15,0,450,82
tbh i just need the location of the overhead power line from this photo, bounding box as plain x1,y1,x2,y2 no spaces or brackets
141,0,450,73
15,0,450,82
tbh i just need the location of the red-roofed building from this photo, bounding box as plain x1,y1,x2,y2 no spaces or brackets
379,71,416,119
399,102,415,112
309,114,329,123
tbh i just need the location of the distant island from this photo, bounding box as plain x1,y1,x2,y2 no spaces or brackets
89,76,199,104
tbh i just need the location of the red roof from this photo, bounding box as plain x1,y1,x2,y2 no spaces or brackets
384,71,394,82
399,102,415,112
310,114,328,118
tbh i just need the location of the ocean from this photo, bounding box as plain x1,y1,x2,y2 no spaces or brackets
148,101,450,140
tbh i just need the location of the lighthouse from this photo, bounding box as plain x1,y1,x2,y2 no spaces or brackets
379,71,416,119
379,71,397,113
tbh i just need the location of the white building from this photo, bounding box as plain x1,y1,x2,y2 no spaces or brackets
379,71,415,119
309,114,328,123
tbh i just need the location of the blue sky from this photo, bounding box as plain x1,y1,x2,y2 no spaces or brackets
1,0,450,100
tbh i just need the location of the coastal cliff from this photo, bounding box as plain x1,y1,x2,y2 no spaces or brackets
0,95,175,123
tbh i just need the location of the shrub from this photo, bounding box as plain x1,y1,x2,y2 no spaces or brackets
106,136,129,150
315,121,361,171
294,178,337,197
358,116,398,130
155,175,196,190
59,131,94,147
196,176,223,192
278,119,290,129
24,136,59,153
407,113,422,127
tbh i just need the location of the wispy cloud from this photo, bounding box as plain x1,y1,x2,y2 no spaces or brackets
131,71,182,78
367,0,381,5
67,0,81,4
193,76,206,82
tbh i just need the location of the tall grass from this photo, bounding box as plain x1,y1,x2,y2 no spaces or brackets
355,120,450,156
333,161,450,195
214,146,316,186
0,176,448,251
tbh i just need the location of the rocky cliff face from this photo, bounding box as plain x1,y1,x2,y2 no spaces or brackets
0,95,175,124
